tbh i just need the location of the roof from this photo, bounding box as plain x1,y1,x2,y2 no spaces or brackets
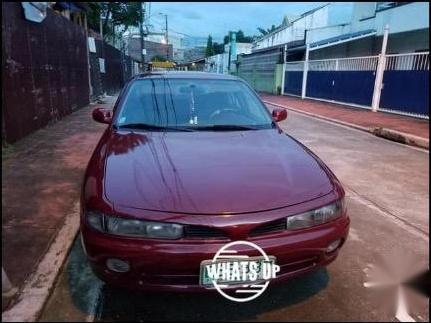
133,71,238,80
284,29,377,53
254,3,330,43
251,39,305,54
295,3,329,21
310,29,376,49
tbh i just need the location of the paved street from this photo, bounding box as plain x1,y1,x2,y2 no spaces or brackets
39,108,429,322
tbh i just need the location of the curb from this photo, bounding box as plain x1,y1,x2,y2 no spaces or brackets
263,100,429,150
2,202,81,322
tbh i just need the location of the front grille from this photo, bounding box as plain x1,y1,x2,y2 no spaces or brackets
250,218,286,236
184,225,228,239
183,218,287,240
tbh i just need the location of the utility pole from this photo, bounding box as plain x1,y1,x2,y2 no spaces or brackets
139,2,146,71
164,14,169,61
371,24,389,112
99,15,103,39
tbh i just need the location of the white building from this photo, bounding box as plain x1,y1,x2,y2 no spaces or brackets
205,42,253,74
253,2,428,60
253,3,354,50
305,2,429,59
205,53,229,74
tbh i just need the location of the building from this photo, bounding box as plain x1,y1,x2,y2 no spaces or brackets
205,41,253,74
305,2,429,59
127,36,173,63
252,2,429,60
205,53,229,74
143,31,185,62
252,3,354,51
183,46,206,62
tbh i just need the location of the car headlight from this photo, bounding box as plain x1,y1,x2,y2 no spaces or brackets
286,199,345,230
85,211,183,239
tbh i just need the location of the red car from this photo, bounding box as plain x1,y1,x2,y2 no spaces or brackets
80,72,349,292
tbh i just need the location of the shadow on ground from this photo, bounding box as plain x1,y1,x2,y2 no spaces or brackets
67,235,329,322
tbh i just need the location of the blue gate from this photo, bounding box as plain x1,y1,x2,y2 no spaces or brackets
284,71,303,96
305,56,378,106
380,53,429,117
284,61,304,96
307,71,376,106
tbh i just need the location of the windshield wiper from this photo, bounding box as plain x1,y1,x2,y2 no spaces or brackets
117,123,195,132
192,125,260,131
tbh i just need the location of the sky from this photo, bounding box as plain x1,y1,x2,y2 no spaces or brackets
147,2,332,42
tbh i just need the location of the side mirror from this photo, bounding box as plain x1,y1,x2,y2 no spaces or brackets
272,108,287,122
92,108,112,124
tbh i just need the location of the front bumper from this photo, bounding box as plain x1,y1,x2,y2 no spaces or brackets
81,214,350,292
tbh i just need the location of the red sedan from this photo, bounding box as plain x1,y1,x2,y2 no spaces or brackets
80,71,349,292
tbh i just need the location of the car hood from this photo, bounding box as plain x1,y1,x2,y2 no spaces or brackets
103,129,335,214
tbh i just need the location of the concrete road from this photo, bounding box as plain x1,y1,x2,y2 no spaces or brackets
39,109,429,322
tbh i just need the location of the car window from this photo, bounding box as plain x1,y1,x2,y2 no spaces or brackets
116,78,273,130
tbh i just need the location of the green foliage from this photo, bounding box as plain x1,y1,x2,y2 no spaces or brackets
257,24,278,36
87,2,141,40
205,35,215,57
213,42,225,55
236,30,251,43
87,2,102,31
222,30,254,45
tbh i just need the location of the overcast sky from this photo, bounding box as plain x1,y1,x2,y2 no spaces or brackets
147,2,332,41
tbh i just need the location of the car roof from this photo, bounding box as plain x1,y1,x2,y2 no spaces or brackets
132,71,239,81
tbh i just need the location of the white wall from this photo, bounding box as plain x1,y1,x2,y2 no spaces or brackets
253,4,353,50
205,53,229,74
306,24,351,44
374,2,429,35
351,2,429,35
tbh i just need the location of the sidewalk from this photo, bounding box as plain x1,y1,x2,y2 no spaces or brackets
1,95,117,313
261,94,429,149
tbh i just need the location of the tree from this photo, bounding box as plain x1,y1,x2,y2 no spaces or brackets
205,35,215,57
87,2,141,41
257,24,278,36
213,42,225,55
222,30,254,45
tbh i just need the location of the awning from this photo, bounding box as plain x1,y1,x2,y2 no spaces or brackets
309,29,376,50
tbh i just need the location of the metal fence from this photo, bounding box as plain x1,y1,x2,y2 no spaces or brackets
2,2,90,144
385,52,429,71
284,52,429,118
237,49,282,93
380,52,429,117
308,56,379,71
89,39,138,98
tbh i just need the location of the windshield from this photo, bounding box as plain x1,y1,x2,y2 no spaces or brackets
116,78,273,131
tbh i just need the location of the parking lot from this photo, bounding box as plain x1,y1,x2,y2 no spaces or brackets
38,107,429,322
